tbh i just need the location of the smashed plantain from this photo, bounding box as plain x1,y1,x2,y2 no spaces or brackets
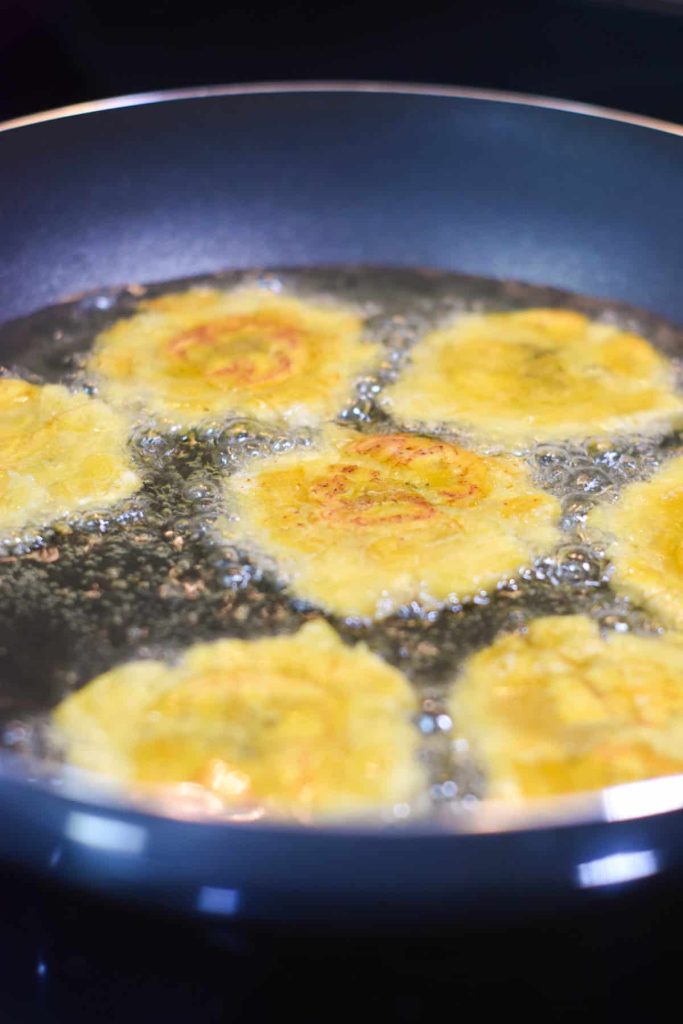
53,620,422,820
88,288,376,429
223,425,561,619
382,308,683,446
589,454,683,630
0,378,140,536
451,614,683,799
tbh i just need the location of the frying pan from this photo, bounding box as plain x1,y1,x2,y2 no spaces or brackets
1,82,683,931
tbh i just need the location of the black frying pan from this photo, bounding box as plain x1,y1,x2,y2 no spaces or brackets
1,83,683,931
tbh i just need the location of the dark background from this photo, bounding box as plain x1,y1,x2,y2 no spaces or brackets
3,0,683,125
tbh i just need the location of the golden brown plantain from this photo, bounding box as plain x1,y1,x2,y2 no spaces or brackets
53,620,422,820
382,308,683,446
451,614,683,799
88,288,375,429
589,454,683,629
224,425,561,618
0,378,140,536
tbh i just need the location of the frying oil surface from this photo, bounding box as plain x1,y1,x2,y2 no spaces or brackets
0,266,682,824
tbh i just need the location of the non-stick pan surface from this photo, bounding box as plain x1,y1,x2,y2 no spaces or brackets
1,83,683,929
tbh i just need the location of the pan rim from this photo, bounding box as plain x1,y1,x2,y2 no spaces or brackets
23,760,683,836
1,79,683,139
2,79,683,840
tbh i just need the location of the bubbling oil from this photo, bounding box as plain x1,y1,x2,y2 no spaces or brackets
0,266,681,823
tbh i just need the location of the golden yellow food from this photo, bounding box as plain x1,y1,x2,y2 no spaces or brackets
451,614,683,799
88,288,375,429
224,425,561,619
53,620,422,819
0,377,140,536
382,308,683,446
588,454,683,629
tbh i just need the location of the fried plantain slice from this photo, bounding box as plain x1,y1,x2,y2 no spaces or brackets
382,308,683,446
88,288,375,429
53,620,422,820
451,614,683,800
0,378,140,536
224,425,561,619
588,454,683,629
